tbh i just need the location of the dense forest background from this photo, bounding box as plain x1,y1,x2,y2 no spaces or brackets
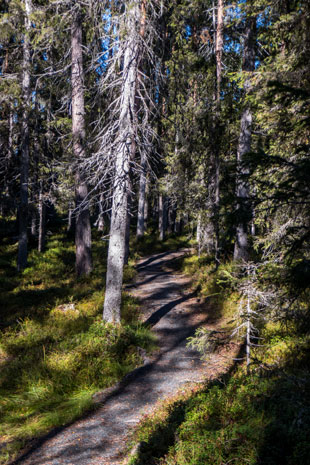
0,0,310,463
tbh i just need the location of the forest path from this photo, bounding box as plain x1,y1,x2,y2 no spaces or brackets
17,249,234,465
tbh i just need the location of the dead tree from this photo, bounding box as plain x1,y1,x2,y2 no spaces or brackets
103,1,143,322
83,1,162,322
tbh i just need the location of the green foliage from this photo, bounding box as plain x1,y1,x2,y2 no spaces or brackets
128,247,310,465
182,254,239,324
132,233,191,257
0,230,155,464
129,331,310,465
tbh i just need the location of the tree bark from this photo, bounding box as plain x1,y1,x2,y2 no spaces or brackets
124,186,132,266
234,14,256,261
17,0,32,271
8,106,13,159
67,202,74,233
159,193,167,241
135,0,147,239
97,193,105,232
167,201,176,234
213,0,224,267
71,9,92,276
38,183,46,252
197,213,202,256
144,176,149,227
31,208,36,237
136,150,147,238
215,0,224,103
103,1,140,323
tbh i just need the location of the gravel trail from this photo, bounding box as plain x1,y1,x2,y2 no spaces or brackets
17,249,232,465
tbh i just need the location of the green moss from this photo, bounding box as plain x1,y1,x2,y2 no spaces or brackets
129,368,310,465
0,229,155,464
132,232,191,257
127,253,310,465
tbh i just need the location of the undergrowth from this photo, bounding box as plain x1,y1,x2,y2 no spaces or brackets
127,252,310,465
132,232,192,257
0,227,160,464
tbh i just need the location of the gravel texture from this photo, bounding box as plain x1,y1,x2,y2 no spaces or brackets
15,249,235,465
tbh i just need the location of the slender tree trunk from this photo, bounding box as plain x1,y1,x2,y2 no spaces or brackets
31,209,36,237
174,206,181,234
103,1,140,323
98,216,105,232
17,0,32,271
124,185,132,266
38,183,46,252
67,202,74,233
136,150,147,238
31,128,40,239
144,176,149,228
136,0,147,239
213,0,224,267
234,15,256,261
197,213,202,257
159,193,167,241
8,106,13,158
97,193,105,232
169,203,176,234
71,9,92,276
215,0,224,104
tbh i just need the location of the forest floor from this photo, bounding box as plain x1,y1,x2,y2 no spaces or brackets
13,249,239,465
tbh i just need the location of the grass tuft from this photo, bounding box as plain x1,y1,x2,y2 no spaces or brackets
0,228,156,464
126,251,310,465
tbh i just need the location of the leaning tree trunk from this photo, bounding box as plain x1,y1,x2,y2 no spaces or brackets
234,14,256,261
103,1,141,323
71,9,92,276
17,0,32,271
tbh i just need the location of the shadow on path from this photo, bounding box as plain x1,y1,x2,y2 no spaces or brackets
136,251,172,271
125,271,170,290
144,291,197,327
12,249,237,465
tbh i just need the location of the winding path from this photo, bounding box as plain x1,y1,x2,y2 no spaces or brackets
17,249,232,465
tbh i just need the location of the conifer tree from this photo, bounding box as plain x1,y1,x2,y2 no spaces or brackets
17,0,32,271
234,5,256,261
103,0,146,322
71,5,92,276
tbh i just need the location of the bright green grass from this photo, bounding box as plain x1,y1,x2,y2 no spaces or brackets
127,254,310,465
129,367,310,465
131,232,192,257
0,227,157,464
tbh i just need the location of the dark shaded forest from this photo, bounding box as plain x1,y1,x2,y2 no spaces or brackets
0,0,310,463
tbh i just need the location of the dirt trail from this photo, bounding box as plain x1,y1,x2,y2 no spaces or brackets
17,249,235,465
